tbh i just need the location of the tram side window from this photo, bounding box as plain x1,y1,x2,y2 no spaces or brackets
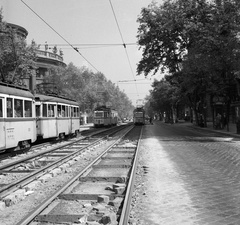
65,106,68,117
14,99,23,117
74,107,77,117
62,105,66,117
7,98,13,117
73,107,75,117
104,111,108,118
71,107,74,117
43,104,47,117
76,107,79,117
57,105,62,117
36,105,40,117
48,104,55,117
0,99,2,117
24,100,32,117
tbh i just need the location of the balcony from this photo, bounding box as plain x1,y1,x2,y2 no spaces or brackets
36,50,66,67
36,49,64,62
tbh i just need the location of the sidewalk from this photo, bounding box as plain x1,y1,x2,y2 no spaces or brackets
137,120,240,224
168,120,240,138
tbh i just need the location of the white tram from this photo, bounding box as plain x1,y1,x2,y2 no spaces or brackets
35,94,80,139
0,82,81,152
0,83,36,151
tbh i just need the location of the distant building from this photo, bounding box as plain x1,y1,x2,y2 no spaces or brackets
7,23,66,92
7,23,28,39
35,47,66,88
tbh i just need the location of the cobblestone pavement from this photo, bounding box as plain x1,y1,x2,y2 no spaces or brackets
132,121,240,225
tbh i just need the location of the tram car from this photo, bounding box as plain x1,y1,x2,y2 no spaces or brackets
0,82,80,153
35,94,80,140
93,105,118,127
133,106,145,125
0,82,37,152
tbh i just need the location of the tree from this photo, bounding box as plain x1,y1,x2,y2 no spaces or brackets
149,78,181,122
0,9,37,86
41,62,134,119
137,0,240,126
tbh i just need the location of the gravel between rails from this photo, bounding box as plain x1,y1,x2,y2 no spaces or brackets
0,138,116,225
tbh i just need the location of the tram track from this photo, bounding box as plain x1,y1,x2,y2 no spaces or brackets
1,125,142,225
0,125,107,163
0,125,128,201
0,125,120,166
16,125,142,225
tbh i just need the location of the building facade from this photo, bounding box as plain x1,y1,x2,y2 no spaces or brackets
7,23,66,92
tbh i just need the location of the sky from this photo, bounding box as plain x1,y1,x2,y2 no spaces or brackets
1,0,164,106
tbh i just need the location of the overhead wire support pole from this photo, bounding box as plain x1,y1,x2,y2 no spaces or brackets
108,0,139,98
21,0,99,73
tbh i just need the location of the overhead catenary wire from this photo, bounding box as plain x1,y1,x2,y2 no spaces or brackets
118,83,151,84
40,43,137,50
108,0,140,98
118,78,151,82
20,0,144,104
39,43,137,47
20,0,99,72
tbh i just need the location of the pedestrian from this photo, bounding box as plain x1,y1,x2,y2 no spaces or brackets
149,117,153,125
222,113,227,129
199,114,204,127
216,113,222,129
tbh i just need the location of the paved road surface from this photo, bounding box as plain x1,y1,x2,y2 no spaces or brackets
133,121,240,225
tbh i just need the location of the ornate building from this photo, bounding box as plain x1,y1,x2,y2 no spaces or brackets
34,45,66,89
7,23,66,92
7,23,28,39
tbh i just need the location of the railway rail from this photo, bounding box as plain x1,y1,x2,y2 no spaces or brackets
0,125,106,162
4,125,143,225
0,125,128,199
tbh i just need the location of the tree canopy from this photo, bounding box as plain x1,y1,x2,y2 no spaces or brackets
0,9,37,85
0,9,134,120
41,63,134,120
138,0,240,123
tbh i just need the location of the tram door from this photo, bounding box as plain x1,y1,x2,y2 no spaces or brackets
0,98,5,149
35,104,41,135
70,106,73,133
69,106,73,133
